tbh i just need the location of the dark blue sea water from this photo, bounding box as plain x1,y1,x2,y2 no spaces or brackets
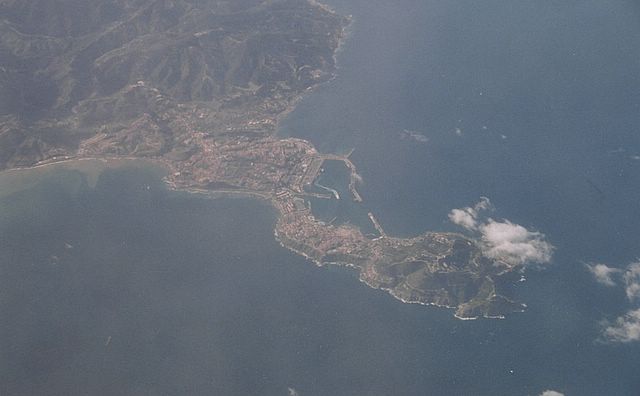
2,1,640,395
279,0,640,394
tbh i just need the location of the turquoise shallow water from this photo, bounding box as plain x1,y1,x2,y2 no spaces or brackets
3,0,640,395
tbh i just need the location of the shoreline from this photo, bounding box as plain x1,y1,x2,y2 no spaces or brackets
0,156,170,175
1,154,518,322
275,2,353,143
0,0,523,321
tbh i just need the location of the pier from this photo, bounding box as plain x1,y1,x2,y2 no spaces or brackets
316,154,363,202
367,212,387,238
314,181,340,200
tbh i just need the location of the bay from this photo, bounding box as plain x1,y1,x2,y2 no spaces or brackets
3,0,640,395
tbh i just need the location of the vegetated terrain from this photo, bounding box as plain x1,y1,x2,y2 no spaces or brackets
0,0,527,319
0,0,347,168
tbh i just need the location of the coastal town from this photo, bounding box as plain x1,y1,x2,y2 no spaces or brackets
0,0,526,319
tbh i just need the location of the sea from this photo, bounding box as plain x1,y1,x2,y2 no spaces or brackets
2,1,640,395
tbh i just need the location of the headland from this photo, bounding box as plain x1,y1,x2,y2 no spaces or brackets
0,0,525,319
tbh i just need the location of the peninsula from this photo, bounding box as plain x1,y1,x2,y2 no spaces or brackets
0,0,525,319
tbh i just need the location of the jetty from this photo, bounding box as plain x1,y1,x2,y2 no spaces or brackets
367,212,387,238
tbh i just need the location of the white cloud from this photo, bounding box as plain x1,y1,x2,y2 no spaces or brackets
602,308,640,343
288,387,300,396
447,197,492,231
449,198,553,266
474,196,492,212
540,391,564,396
594,262,640,343
449,208,478,230
479,220,554,266
624,263,640,302
586,263,621,287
